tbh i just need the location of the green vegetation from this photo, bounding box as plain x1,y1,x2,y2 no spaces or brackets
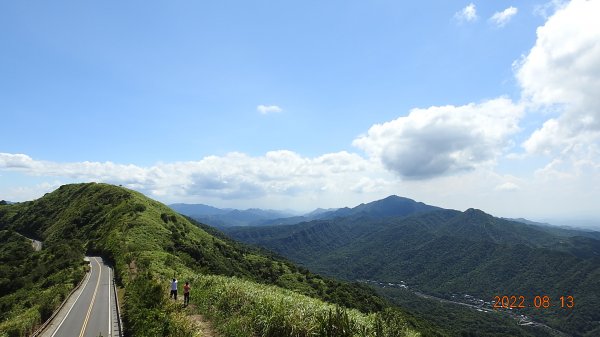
0,183,437,336
225,207,600,337
0,229,85,336
188,274,427,337
121,274,195,336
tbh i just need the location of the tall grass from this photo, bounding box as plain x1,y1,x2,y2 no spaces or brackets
190,274,420,337
0,307,40,337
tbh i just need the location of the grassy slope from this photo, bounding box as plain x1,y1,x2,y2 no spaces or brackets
0,183,439,337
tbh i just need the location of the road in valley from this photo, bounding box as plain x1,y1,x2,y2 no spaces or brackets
31,239,42,251
40,257,121,337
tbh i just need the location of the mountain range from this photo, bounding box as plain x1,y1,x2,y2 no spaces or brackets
172,195,441,227
222,195,600,337
169,203,296,227
3,186,599,336
0,183,438,337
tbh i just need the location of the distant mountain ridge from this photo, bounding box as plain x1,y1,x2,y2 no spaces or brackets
224,198,600,337
173,195,442,227
507,217,600,240
169,202,228,216
169,203,294,227
316,195,442,220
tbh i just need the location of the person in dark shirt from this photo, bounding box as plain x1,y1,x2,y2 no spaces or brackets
183,281,191,306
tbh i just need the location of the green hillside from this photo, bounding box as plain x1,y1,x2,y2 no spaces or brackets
0,229,84,336
225,206,600,337
0,183,438,337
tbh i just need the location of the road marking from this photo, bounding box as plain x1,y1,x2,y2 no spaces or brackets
79,257,102,337
108,265,112,336
50,261,93,337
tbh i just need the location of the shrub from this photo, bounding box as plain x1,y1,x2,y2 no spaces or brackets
133,204,146,213
0,307,41,337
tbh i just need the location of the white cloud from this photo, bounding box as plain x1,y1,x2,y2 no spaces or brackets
2,181,64,202
353,98,523,180
257,104,283,115
490,7,518,27
0,151,394,207
495,182,520,192
0,153,37,169
517,0,600,157
455,3,478,23
534,0,567,19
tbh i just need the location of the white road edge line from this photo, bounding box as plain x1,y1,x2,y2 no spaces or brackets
108,264,112,336
50,258,94,337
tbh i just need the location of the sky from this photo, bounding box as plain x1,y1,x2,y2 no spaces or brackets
1,0,600,228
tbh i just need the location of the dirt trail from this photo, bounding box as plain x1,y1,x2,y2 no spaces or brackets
174,298,219,337
188,313,218,337
169,280,221,337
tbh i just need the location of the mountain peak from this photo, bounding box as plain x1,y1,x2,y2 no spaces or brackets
464,208,488,215
382,195,411,201
328,195,441,219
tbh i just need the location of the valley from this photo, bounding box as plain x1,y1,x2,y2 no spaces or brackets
222,196,600,337
361,279,569,337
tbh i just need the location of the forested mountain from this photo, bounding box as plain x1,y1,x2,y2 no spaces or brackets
319,195,442,220
224,199,600,337
173,195,439,228
170,203,294,227
0,183,437,337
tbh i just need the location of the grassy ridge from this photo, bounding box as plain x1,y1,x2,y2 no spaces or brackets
0,183,438,336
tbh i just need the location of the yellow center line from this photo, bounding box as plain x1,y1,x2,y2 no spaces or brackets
79,257,102,337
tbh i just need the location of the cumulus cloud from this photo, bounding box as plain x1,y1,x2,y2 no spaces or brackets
2,181,65,202
455,3,478,23
517,0,600,156
353,98,523,180
0,151,391,204
490,7,518,27
257,104,283,115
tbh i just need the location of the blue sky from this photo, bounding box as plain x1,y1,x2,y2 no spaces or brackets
2,1,600,228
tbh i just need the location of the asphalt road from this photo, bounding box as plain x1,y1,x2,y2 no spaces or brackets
41,257,121,337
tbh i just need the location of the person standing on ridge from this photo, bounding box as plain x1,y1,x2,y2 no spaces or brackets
183,281,191,306
170,278,178,300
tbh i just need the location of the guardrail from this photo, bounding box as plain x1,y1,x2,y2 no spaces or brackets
113,272,124,337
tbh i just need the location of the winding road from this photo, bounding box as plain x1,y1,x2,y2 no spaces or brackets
40,257,121,337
